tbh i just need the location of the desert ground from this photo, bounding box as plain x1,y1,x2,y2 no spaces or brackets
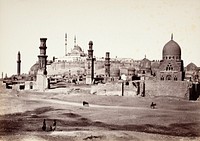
0,84,200,141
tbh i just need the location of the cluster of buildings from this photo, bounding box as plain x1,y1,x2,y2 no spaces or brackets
29,33,199,82
2,33,200,100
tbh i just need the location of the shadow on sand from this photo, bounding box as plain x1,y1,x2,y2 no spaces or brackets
0,106,199,137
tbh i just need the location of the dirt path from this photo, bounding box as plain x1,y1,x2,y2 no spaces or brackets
24,96,198,114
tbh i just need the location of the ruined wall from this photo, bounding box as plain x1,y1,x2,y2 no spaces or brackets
91,82,139,96
145,80,189,98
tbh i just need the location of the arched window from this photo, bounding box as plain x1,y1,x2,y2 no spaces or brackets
166,75,171,80
166,63,173,71
174,76,177,81
161,76,164,80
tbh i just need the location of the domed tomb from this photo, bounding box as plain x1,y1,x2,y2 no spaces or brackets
186,63,198,71
162,34,181,60
140,58,151,69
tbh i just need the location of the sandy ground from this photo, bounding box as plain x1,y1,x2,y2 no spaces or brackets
0,86,200,141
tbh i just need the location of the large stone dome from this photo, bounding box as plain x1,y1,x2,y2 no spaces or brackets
162,34,181,60
73,45,82,52
163,40,181,56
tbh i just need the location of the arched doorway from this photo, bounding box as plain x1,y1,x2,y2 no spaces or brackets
166,75,171,80
30,82,33,89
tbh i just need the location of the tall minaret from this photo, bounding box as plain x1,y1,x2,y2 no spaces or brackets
38,38,48,75
105,52,110,77
86,41,96,84
36,38,48,91
74,35,76,47
65,33,67,56
17,51,21,76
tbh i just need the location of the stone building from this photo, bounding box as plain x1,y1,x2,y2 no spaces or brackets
139,56,151,75
157,34,184,81
185,63,200,82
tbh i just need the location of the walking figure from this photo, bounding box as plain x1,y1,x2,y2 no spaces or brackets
52,119,56,131
42,119,46,131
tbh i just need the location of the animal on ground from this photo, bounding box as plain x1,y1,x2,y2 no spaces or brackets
150,102,156,109
42,119,46,131
83,101,89,107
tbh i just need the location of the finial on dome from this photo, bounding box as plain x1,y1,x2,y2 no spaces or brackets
145,54,146,59
89,41,93,45
171,33,173,40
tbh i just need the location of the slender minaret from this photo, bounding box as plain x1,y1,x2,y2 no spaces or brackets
105,52,110,77
38,38,48,75
36,38,48,91
74,35,76,47
86,41,95,84
65,33,67,56
1,72,3,79
17,51,21,76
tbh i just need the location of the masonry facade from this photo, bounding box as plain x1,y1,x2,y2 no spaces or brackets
157,34,184,81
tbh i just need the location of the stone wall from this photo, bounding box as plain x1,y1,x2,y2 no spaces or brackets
91,82,139,96
91,80,189,98
145,80,189,98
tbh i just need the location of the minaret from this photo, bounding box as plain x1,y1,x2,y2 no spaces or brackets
74,35,76,47
17,51,21,76
38,38,48,75
1,72,3,79
86,41,95,84
36,38,48,91
105,52,110,77
65,33,67,56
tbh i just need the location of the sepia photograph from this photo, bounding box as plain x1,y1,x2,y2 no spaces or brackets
0,0,200,140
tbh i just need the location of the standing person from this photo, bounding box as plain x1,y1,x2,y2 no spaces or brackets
42,119,46,131
52,119,56,131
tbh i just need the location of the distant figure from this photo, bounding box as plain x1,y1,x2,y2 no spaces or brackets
49,119,56,131
150,102,156,109
42,119,46,131
83,101,89,107
49,125,52,131
52,119,56,131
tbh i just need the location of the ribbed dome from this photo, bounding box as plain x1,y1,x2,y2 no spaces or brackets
163,40,181,56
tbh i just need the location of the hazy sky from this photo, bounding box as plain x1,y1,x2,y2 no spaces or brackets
0,0,200,76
